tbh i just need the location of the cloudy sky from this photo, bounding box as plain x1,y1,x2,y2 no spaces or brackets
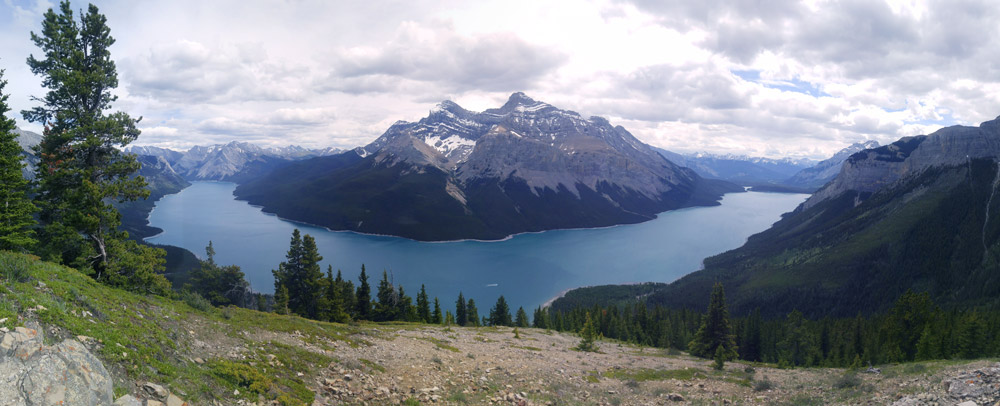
1,0,998,159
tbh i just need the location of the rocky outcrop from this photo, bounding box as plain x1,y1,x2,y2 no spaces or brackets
0,323,112,406
805,116,1000,209
784,140,879,190
893,362,1000,406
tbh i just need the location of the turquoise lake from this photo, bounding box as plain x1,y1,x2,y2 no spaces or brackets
146,182,807,313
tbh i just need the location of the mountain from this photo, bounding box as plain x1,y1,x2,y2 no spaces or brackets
235,93,740,241
557,116,1000,318
655,148,814,185
127,142,342,181
783,140,880,190
116,155,190,239
13,129,41,180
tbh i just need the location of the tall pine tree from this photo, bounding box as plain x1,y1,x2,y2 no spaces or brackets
688,283,738,360
455,292,467,326
374,270,398,321
355,264,372,320
416,284,431,323
24,2,165,293
467,298,480,327
0,67,37,252
489,296,513,326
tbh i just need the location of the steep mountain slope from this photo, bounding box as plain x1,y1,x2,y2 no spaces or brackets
656,148,814,185
639,117,1000,317
14,129,41,179
236,93,740,241
128,142,341,181
784,141,880,190
116,155,191,239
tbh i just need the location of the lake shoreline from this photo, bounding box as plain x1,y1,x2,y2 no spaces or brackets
146,181,809,312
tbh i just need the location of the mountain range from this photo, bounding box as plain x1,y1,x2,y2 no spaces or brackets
234,93,741,241
657,141,880,192
127,142,341,182
554,116,1000,317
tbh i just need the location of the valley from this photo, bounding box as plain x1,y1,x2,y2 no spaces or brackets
145,181,807,313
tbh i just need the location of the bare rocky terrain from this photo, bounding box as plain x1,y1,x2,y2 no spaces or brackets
226,322,1000,406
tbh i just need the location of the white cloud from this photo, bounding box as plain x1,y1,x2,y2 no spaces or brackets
0,0,997,159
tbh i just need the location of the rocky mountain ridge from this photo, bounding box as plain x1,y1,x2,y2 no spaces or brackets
234,93,739,241
128,141,342,181
805,117,1000,209
783,140,880,190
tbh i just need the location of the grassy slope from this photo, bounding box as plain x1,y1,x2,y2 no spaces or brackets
0,251,363,405
3,251,997,405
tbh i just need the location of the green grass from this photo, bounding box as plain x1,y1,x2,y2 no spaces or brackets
602,368,703,382
417,336,460,352
0,251,361,405
360,358,386,373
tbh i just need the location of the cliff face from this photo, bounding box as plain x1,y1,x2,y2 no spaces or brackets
805,117,1000,209
784,140,880,190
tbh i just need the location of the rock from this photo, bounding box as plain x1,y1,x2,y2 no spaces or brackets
0,326,113,406
957,402,978,406
193,357,204,364
147,401,164,406
667,393,685,402
114,395,143,406
144,382,169,400
166,393,188,406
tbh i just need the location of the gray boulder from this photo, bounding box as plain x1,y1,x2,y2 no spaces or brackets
0,324,114,405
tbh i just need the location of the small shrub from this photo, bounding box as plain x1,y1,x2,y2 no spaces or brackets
466,353,475,359
180,290,213,312
744,366,756,374
0,254,31,283
833,372,862,389
625,379,639,389
431,356,442,365
753,376,774,392
208,359,273,397
402,398,422,406
712,346,726,370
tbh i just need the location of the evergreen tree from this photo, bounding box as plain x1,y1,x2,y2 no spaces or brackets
532,306,548,329
467,299,480,327
24,2,165,291
189,242,250,307
272,229,324,318
416,284,431,323
688,283,738,360
325,266,348,323
274,284,290,315
455,292,467,326
777,310,820,366
374,270,397,321
396,285,415,321
335,270,356,318
489,296,513,326
576,311,599,352
445,311,455,325
740,308,763,362
432,297,443,324
205,240,216,266
355,264,371,320
272,230,301,313
0,68,37,252
295,234,324,319
515,307,529,328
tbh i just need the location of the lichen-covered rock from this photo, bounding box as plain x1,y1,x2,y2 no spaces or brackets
0,324,113,406
114,394,143,406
